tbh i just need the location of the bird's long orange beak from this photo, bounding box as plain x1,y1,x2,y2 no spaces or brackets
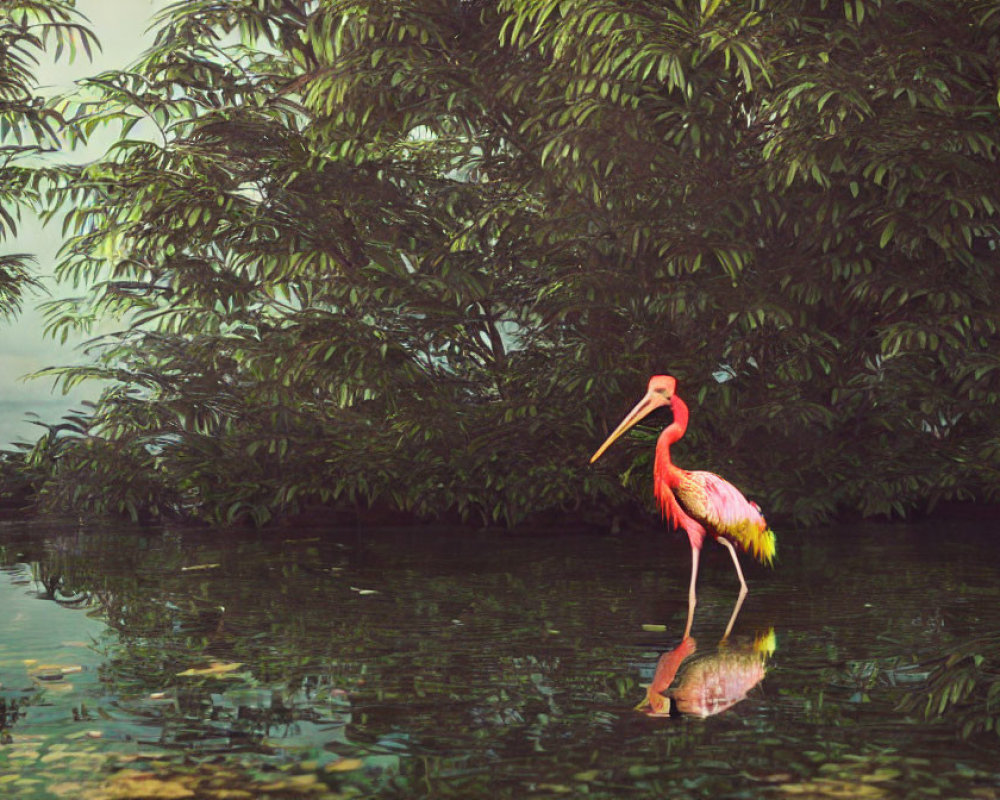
590,389,671,464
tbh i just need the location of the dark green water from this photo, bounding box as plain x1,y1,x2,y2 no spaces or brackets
1,518,999,799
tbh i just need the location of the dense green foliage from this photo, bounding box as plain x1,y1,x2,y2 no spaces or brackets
4,0,1000,525
0,1,98,508
1,0,95,315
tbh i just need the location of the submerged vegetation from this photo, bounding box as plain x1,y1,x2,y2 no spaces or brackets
2,0,1000,528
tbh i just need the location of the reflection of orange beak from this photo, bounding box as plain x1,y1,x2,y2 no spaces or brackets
590,390,671,464
644,690,672,716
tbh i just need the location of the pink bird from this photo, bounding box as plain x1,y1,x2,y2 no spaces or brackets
590,375,776,638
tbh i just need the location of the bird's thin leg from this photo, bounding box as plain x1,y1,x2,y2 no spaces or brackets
719,537,749,595
683,545,700,639
722,588,747,640
718,538,749,639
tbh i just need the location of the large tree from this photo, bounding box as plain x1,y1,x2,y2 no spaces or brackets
16,0,1000,525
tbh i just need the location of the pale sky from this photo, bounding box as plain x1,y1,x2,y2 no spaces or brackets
0,0,163,447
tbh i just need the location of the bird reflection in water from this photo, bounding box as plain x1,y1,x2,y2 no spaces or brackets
636,627,776,719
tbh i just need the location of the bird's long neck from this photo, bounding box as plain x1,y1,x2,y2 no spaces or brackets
654,395,689,492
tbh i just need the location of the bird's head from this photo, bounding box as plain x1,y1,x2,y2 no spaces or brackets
590,374,677,464
647,374,676,400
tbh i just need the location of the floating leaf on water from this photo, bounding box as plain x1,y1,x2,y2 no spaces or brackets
324,758,364,772
5,746,40,760
101,775,196,799
41,751,77,763
749,772,795,783
48,783,92,798
258,774,323,792
642,624,667,632
777,780,888,798
29,663,81,677
700,760,736,771
176,662,244,678
208,789,256,799
776,783,815,795
862,768,902,783
627,765,663,778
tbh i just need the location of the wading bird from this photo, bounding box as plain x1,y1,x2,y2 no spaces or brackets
590,375,776,638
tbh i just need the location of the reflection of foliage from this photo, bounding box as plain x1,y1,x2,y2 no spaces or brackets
899,635,1000,739
0,695,27,732
0,450,35,513
20,532,369,755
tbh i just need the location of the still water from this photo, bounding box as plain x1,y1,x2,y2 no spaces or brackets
1,518,998,798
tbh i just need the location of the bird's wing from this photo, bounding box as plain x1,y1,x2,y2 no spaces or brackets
656,478,707,548
685,471,776,564
687,471,760,526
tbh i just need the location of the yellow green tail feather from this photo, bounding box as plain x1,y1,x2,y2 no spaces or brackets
757,526,777,566
723,519,777,566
